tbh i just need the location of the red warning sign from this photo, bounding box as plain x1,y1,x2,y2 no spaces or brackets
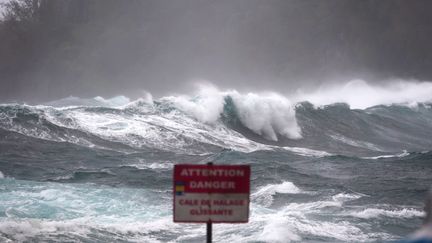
173,164,250,223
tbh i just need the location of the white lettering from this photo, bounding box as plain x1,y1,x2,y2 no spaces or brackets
189,181,235,189
180,169,189,176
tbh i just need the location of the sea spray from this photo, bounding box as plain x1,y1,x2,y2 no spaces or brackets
294,79,432,109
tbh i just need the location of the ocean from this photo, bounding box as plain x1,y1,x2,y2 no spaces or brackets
0,84,431,242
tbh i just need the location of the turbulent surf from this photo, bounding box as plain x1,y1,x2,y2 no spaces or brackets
1,82,432,242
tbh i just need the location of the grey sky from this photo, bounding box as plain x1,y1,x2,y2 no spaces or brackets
1,0,432,102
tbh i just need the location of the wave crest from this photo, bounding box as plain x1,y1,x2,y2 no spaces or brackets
162,85,302,141
2,81,432,154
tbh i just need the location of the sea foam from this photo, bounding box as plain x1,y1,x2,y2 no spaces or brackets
282,146,332,157
230,91,301,140
362,150,410,159
350,208,424,219
252,181,303,206
295,79,432,109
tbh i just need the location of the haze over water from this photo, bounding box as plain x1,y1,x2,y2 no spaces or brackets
1,0,432,242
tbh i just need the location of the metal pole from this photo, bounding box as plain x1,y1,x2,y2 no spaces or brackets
206,221,212,243
207,162,213,243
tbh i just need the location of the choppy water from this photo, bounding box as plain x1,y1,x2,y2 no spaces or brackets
1,84,432,242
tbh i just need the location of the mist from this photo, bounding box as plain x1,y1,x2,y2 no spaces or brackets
1,0,432,102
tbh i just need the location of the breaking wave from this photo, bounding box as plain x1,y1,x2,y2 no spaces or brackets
1,80,432,155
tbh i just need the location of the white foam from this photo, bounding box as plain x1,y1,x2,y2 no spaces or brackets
0,219,87,242
252,201,391,242
362,150,410,159
43,103,268,153
93,96,130,107
52,174,74,181
252,181,303,206
0,171,3,178
218,190,389,242
0,178,399,242
350,208,424,219
128,160,173,170
31,85,304,143
165,84,225,124
44,95,130,108
277,193,361,214
0,105,99,148
295,79,432,109
284,200,343,211
230,91,302,141
332,193,363,202
0,218,171,242
122,92,155,112
290,220,371,242
0,179,177,241
165,85,302,141
258,215,302,242
19,87,278,154
330,134,383,151
282,146,332,157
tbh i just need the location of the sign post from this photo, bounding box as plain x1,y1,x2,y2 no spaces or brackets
206,162,213,243
173,163,250,242
206,220,212,243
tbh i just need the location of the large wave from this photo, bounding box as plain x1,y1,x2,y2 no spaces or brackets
1,80,432,155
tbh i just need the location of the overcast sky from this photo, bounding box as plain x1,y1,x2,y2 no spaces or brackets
1,0,432,102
